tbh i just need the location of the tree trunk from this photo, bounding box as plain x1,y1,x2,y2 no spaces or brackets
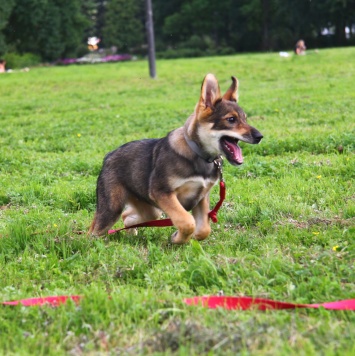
334,15,346,46
261,0,270,50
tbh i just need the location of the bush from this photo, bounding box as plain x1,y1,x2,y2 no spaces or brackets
156,35,236,59
219,47,235,55
3,52,41,69
157,46,236,59
157,48,205,59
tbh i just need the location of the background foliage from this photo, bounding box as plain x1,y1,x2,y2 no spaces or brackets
1,0,355,63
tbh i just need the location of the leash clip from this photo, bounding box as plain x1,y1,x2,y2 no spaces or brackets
214,156,224,182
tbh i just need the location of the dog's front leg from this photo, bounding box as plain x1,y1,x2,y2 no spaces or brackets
192,195,211,241
153,193,195,244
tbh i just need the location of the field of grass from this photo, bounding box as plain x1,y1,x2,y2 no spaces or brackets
0,47,355,355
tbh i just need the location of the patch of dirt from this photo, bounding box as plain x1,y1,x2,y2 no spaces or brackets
142,319,243,354
0,203,11,210
277,216,355,229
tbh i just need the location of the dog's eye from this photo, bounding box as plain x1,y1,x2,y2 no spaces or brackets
227,117,236,123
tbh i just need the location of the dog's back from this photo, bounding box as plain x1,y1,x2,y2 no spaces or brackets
97,132,219,209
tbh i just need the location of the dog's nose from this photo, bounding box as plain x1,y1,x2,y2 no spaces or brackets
252,129,263,144
254,134,263,143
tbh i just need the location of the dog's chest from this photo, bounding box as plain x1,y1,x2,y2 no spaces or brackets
171,176,217,209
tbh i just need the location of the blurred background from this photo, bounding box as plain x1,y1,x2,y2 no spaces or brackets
0,0,355,68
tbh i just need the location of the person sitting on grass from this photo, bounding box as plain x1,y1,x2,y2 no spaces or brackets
294,40,306,55
0,59,6,73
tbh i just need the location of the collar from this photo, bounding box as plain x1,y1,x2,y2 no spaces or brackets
184,132,219,163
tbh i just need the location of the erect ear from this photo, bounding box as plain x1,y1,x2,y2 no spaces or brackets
222,76,238,102
199,73,221,109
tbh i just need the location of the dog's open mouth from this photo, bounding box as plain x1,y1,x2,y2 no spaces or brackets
220,136,243,165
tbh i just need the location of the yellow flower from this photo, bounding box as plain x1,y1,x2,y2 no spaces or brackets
77,133,81,137
332,245,339,252
312,231,319,236
316,175,322,179
53,223,58,227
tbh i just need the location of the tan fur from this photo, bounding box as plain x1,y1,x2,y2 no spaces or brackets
168,127,194,159
223,76,239,102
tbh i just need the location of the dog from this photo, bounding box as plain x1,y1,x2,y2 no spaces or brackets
89,74,263,244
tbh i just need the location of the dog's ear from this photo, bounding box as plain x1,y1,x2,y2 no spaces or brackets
223,76,238,102
199,74,221,109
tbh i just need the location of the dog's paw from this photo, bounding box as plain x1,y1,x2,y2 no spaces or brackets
194,226,211,241
170,231,190,245
193,235,209,241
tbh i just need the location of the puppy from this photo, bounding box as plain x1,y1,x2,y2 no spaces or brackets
89,74,263,243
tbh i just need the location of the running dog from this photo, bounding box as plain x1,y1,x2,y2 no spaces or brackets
89,74,263,243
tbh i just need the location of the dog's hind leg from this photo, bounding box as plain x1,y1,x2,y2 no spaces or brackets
122,200,162,228
89,184,127,236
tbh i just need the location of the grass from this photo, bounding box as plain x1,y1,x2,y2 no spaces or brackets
0,47,355,355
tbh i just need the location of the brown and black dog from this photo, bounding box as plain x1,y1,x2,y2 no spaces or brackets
89,74,263,243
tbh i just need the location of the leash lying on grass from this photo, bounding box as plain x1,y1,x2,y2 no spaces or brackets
2,295,355,310
184,296,355,311
2,295,82,307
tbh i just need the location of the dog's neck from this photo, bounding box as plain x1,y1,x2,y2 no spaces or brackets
184,114,219,163
183,132,217,163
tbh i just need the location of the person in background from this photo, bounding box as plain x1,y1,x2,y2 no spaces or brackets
0,59,6,73
294,40,306,55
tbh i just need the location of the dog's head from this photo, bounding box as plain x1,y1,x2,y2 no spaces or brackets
186,74,263,165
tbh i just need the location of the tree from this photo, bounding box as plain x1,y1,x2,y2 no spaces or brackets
102,0,144,51
0,0,15,55
5,0,88,61
153,0,232,51
55,0,89,58
2,0,355,61
309,0,355,46
81,0,106,41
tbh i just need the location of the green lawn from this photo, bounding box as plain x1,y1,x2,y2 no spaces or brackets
0,47,354,355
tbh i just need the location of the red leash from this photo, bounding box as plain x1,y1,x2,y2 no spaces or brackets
184,296,355,311
208,181,226,223
2,295,355,311
2,295,82,307
108,179,226,234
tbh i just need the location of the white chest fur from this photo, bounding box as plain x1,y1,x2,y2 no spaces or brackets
170,176,218,206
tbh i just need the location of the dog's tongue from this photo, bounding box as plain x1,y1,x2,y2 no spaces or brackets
225,140,243,164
